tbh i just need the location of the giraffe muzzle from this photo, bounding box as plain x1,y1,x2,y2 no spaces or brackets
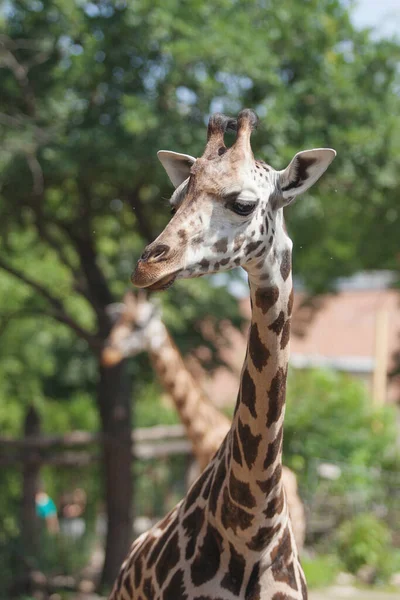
131,267,178,291
132,236,185,290
131,253,180,290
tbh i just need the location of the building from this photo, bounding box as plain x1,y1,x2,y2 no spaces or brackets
197,272,400,407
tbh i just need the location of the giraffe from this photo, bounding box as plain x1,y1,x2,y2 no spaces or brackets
102,291,306,551
110,109,335,599
103,290,233,473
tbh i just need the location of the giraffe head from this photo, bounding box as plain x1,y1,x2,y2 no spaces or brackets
102,291,161,366
132,109,335,290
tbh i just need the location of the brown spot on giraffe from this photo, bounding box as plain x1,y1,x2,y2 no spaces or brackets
268,310,286,335
221,486,254,533
202,472,213,500
254,245,265,258
155,530,180,585
264,490,285,519
287,288,294,316
142,577,155,598
178,229,187,242
248,524,280,551
190,523,223,586
232,428,244,466
273,560,299,591
270,526,292,563
241,367,257,418
280,248,292,281
238,418,262,469
229,469,256,509
183,506,205,560
245,240,263,256
147,521,176,568
264,425,283,469
220,543,246,595
209,457,226,516
185,470,209,510
257,463,282,495
271,528,299,591
212,237,228,253
249,323,270,372
266,367,287,427
123,573,134,597
136,534,156,566
133,555,142,588
163,568,188,599
281,319,291,349
245,562,261,599
255,286,280,314
199,258,210,269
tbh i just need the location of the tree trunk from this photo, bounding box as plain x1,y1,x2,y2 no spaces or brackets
98,359,133,589
21,405,41,559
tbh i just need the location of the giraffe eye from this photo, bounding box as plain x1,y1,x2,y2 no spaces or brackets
230,201,256,216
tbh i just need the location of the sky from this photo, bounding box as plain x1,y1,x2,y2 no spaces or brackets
352,0,400,38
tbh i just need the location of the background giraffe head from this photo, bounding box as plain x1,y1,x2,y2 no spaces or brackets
132,109,335,290
102,291,161,366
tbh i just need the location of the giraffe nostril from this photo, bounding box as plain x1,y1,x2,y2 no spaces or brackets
141,244,170,263
140,248,151,261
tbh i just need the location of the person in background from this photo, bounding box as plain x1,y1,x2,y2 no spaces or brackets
35,485,59,534
59,487,87,539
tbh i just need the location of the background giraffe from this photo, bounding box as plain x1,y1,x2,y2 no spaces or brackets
102,291,306,550
111,109,335,599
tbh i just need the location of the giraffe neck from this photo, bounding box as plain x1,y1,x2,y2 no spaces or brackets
209,218,293,553
147,319,230,470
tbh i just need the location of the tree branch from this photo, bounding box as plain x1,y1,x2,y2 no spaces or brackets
0,40,36,116
0,258,98,349
0,307,50,337
123,186,155,243
59,197,115,337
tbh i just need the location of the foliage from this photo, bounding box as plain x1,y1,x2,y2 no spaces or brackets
301,554,342,589
135,381,179,427
284,368,399,483
336,513,400,582
134,455,187,519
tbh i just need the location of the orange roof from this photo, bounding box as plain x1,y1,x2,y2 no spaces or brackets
200,284,400,405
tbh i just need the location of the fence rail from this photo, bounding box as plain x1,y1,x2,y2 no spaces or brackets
0,423,192,466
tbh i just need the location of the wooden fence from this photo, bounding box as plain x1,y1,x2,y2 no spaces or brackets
0,423,192,466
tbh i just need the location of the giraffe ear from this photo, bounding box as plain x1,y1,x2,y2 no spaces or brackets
157,151,196,188
277,148,336,206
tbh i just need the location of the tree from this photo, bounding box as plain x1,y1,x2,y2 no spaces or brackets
1,0,399,589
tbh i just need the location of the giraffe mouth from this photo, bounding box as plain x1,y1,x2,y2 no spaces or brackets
145,272,178,291
131,266,179,292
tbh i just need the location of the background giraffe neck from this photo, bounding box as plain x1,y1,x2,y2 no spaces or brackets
148,322,230,471
212,238,293,548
